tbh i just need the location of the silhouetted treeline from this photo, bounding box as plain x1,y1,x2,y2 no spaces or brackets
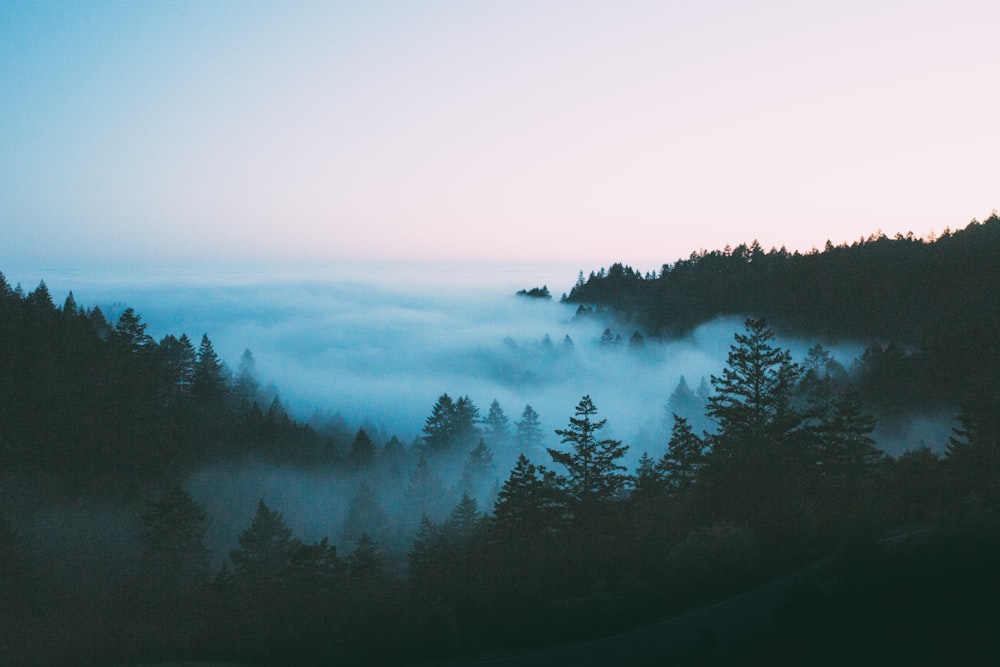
0,274,343,499
566,214,1000,412
5,307,999,665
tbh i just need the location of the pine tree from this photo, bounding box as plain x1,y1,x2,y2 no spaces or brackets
348,428,377,468
140,485,211,578
492,454,564,533
461,437,495,496
634,451,666,499
946,388,1000,505
515,404,544,456
453,395,481,450
706,318,802,458
657,414,706,492
548,395,629,506
136,485,211,618
483,399,510,447
703,319,808,536
446,492,484,540
193,333,229,403
421,393,456,452
666,375,700,423
233,348,260,405
113,307,155,354
230,499,296,584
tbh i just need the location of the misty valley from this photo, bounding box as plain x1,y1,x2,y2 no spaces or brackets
3,217,1000,665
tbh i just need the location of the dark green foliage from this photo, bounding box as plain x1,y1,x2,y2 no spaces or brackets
461,437,495,495
516,285,552,299
229,499,295,583
139,485,210,580
946,388,1000,510
700,319,812,544
348,427,377,468
666,375,698,419
492,454,566,535
515,403,545,456
565,216,1000,410
193,333,228,403
706,318,803,456
483,398,510,446
549,395,629,506
5,246,1000,665
421,393,481,453
232,348,260,404
658,414,706,493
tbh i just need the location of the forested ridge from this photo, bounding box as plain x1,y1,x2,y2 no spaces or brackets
2,227,1000,665
567,213,1000,413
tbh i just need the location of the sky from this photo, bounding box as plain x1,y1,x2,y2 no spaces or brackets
2,1,998,272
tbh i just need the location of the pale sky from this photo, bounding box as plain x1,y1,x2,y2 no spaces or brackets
2,1,997,271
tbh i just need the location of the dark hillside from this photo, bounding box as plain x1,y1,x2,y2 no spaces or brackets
566,214,1000,408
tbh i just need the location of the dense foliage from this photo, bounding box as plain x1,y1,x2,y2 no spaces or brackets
2,239,999,664
566,214,1000,412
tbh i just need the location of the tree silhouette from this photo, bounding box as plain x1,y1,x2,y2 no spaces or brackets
483,399,510,447
548,395,629,507
657,414,706,493
515,404,545,457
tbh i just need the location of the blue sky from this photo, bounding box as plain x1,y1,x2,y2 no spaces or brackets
2,1,997,271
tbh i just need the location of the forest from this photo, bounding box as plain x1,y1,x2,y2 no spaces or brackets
2,218,1000,665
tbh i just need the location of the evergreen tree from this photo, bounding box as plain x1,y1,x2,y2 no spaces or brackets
703,319,808,538
446,492,484,540
809,389,880,482
633,451,666,499
421,393,456,452
233,348,260,405
483,399,510,447
946,388,1000,506
348,427,377,468
62,291,80,315
515,404,544,456
113,307,155,354
133,485,212,634
657,414,706,493
347,533,389,585
157,333,196,400
229,499,296,584
492,454,564,534
453,395,481,450
140,485,211,579
548,395,629,506
193,333,229,402
461,437,495,496
666,375,700,423
706,318,802,458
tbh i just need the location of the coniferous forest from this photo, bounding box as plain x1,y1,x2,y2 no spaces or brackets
3,217,1000,665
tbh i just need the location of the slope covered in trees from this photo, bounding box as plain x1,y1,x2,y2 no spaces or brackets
3,267,999,665
566,214,1000,409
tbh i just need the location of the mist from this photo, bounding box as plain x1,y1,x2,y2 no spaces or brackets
10,262,949,559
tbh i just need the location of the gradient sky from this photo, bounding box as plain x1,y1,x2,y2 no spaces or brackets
2,1,997,271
